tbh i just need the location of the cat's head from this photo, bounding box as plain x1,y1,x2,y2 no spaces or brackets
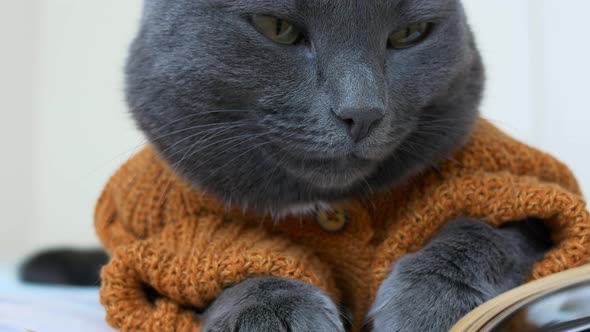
127,0,484,213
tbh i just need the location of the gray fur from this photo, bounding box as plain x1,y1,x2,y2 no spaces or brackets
127,0,484,213
202,277,344,332
123,0,552,330
368,218,550,331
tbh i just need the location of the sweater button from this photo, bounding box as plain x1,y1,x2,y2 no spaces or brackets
315,210,349,233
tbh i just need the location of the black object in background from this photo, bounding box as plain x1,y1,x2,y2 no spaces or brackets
19,248,108,287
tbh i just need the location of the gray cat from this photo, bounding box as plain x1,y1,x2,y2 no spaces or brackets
128,0,550,331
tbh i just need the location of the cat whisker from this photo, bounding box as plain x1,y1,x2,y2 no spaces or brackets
146,109,261,134
361,177,374,195
419,113,475,123
200,140,274,184
153,127,261,207
149,120,259,144
160,131,273,207
417,123,464,131
89,118,261,177
161,123,252,159
397,141,444,168
181,132,271,166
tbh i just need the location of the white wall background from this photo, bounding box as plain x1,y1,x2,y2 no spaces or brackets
1,1,589,263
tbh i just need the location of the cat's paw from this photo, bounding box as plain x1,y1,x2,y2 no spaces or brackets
367,254,485,332
368,218,533,332
202,277,344,332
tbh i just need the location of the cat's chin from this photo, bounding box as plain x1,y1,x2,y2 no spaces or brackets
270,145,390,191
287,158,379,191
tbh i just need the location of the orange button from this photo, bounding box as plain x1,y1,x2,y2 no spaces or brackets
315,209,349,233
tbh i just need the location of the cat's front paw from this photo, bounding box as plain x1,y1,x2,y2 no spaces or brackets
368,218,534,332
202,277,344,332
367,254,485,332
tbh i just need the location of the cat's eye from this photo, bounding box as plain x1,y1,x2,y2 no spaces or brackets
388,22,432,49
252,15,303,45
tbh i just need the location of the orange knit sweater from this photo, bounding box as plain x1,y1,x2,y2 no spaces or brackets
96,119,590,332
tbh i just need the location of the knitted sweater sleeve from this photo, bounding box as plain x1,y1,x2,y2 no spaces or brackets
95,149,338,332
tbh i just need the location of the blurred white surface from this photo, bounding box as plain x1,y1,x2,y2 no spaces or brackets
0,264,113,332
0,1,589,262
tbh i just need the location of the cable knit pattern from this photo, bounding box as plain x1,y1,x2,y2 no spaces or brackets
96,119,590,332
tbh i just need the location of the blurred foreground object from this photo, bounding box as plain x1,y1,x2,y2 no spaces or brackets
452,264,590,332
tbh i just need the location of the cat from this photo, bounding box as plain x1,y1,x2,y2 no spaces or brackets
22,0,552,331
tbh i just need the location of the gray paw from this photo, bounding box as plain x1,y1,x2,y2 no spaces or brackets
368,218,541,332
368,255,486,332
203,277,344,332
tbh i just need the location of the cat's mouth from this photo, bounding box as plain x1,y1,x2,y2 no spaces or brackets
266,147,379,190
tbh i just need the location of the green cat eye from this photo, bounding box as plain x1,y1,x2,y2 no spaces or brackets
388,22,432,49
252,15,302,45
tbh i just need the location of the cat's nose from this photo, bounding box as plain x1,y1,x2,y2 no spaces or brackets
333,107,384,142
